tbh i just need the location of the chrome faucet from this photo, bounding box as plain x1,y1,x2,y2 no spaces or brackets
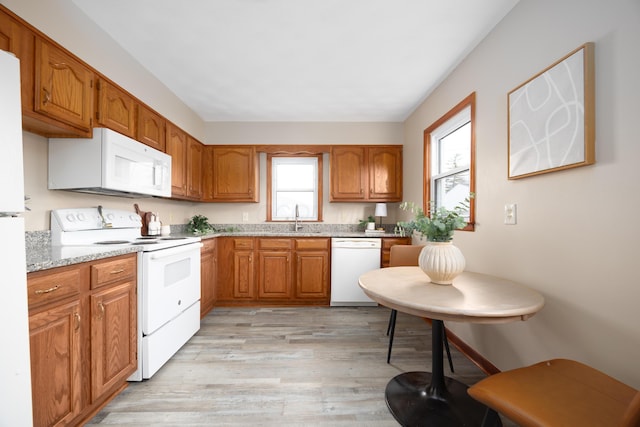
294,204,303,232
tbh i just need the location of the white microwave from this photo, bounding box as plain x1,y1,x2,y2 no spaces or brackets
49,128,171,198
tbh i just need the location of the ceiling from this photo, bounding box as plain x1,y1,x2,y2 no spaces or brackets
71,0,518,122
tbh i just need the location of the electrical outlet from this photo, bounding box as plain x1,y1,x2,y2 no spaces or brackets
242,212,249,222
504,204,517,225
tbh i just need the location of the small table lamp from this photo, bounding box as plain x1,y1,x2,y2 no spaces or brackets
374,203,387,229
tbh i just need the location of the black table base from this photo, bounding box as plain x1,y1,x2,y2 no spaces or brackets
386,371,493,426
384,320,501,427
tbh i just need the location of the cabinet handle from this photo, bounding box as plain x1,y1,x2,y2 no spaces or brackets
110,269,125,275
42,88,51,105
360,188,363,194
74,312,81,331
98,302,105,319
34,285,60,295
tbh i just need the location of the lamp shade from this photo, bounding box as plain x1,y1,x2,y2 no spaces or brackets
374,203,387,217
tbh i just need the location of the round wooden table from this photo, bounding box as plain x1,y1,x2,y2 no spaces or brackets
359,266,545,427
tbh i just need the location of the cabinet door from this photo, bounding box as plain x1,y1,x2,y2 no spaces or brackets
137,104,166,151
90,281,137,402
295,251,329,300
95,79,136,138
330,146,367,201
200,239,216,317
211,146,258,202
233,250,255,299
257,251,292,299
187,136,203,200
29,300,82,427
34,38,93,132
368,146,403,201
166,122,187,197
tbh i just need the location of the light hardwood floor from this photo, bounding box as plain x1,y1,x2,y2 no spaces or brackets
87,306,512,426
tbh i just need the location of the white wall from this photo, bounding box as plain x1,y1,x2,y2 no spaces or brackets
403,0,640,387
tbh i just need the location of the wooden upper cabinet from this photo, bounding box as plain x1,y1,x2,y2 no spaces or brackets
187,136,203,200
208,146,258,202
368,146,403,201
95,78,136,138
330,146,367,201
330,145,402,202
34,37,93,133
136,104,166,151
166,122,188,198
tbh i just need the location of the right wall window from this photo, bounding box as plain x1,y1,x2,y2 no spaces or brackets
424,92,475,231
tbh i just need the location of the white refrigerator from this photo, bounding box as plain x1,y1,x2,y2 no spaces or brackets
0,49,34,426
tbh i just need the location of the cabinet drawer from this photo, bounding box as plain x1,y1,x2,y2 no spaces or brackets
258,238,292,250
295,238,330,251
28,267,81,308
201,238,217,254
233,238,254,250
90,255,136,289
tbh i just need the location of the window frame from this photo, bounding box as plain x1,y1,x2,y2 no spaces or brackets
423,92,476,231
267,153,324,222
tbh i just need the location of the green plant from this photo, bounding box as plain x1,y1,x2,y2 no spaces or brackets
187,214,213,234
397,196,472,242
358,215,376,230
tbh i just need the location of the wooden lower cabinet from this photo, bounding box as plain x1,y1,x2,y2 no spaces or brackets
216,237,330,306
200,239,217,318
89,281,136,402
27,254,137,427
29,299,82,427
294,239,330,302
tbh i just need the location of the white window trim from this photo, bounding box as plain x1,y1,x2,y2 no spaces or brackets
271,156,319,221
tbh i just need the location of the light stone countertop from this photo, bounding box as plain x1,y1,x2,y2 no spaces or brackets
26,229,402,273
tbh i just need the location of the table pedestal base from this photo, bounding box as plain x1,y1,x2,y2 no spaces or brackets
385,371,499,427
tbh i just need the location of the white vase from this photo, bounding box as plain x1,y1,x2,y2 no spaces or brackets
418,241,465,285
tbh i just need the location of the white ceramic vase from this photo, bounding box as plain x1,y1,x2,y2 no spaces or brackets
418,241,465,285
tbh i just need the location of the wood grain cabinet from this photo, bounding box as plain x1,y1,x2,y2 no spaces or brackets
34,37,94,134
136,104,166,151
27,264,83,427
187,136,204,200
95,78,136,138
257,238,293,300
294,238,330,302
27,254,137,427
200,238,217,318
88,256,137,403
205,146,259,202
166,122,188,198
330,145,403,202
216,237,330,306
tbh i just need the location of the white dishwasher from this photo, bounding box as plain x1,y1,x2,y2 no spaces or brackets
330,238,382,306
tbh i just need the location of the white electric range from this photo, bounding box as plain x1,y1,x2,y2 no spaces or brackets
51,207,202,381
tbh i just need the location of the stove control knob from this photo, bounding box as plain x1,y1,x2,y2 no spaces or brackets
66,214,76,222
106,213,114,221
77,213,86,221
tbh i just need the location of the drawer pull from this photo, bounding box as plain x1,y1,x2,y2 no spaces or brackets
110,269,125,275
34,285,60,295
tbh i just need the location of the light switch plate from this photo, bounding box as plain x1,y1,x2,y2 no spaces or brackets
504,204,517,225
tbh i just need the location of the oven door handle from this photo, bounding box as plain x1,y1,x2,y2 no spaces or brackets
149,243,203,260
